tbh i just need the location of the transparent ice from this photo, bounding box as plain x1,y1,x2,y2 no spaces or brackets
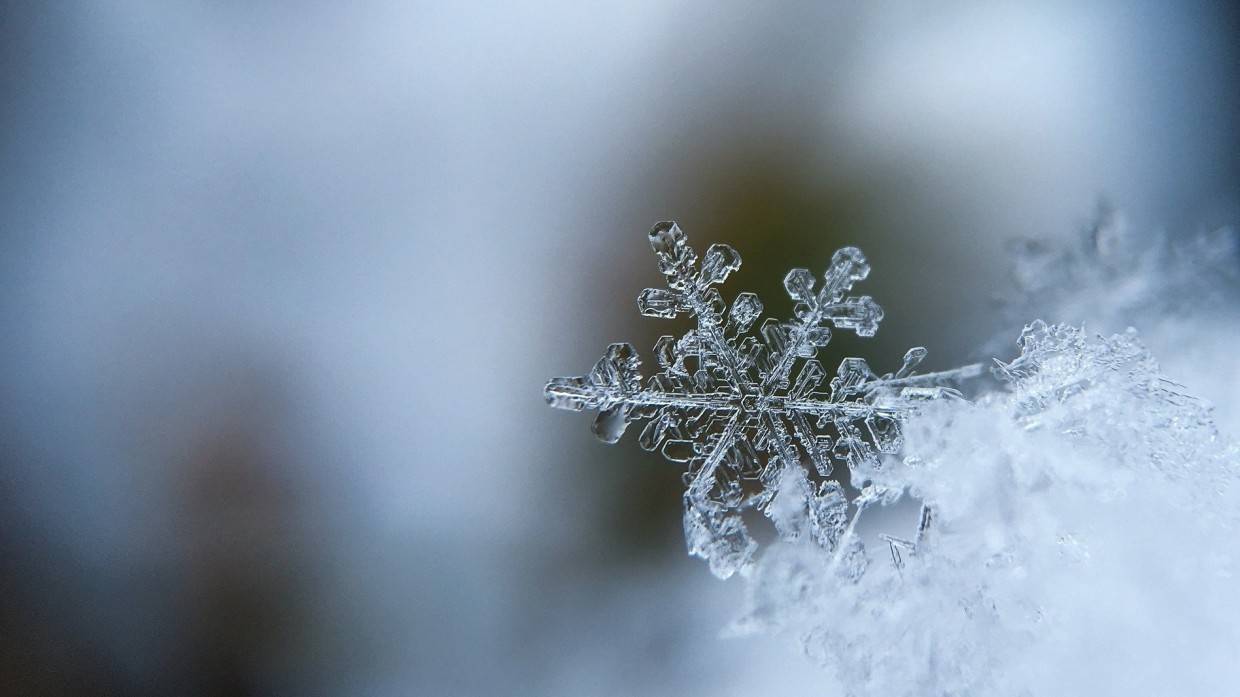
544,222,982,579
999,203,1240,429
543,220,1240,696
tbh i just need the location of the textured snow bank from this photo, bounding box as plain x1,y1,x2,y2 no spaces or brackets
740,322,1240,696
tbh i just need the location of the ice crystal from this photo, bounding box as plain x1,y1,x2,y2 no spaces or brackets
544,221,981,578
543,220,1240,696
724,322,1240,694
998,203,1240,429
742,322,1240,696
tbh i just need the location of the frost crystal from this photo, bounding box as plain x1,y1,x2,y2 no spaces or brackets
543,220,1240,696
545,221,981,578
762,322,1240,696
998,204,1240,429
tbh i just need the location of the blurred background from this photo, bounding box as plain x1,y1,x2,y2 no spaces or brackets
2,2,1237,695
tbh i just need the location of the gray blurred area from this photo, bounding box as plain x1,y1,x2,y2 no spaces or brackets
1,2,1237,695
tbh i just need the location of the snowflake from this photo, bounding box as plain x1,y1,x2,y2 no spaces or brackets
545,221,981,578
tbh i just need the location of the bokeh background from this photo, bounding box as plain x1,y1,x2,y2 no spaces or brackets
2,2,1238,695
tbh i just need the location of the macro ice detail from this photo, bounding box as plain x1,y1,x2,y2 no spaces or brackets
544,219,1240,696
997,204,1240,430
544,221,982,579
750,321,1240,696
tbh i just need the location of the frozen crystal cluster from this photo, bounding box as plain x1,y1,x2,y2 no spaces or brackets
1000,205,1240,429
544,220,1240,696
745,322,1239,696
544,222,980,579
